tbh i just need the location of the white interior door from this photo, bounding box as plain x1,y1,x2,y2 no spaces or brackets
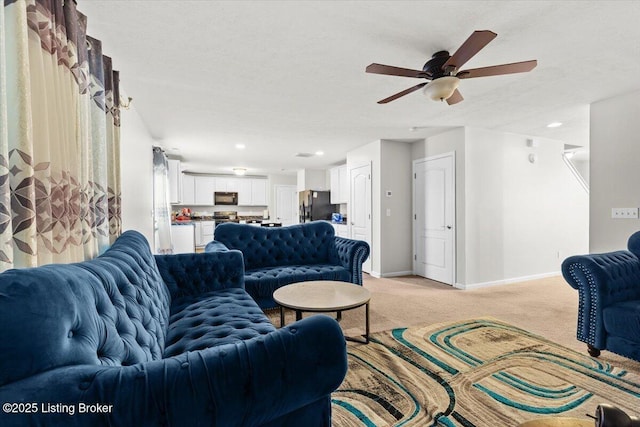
414,153,455,285
349,163,372,273
275,185,298,226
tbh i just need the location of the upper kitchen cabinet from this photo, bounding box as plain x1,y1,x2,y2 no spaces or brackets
182,174,195,205
168,159,182,204
238,178,268,206
330,165,349,204
215,177,240,192
194,176,216,205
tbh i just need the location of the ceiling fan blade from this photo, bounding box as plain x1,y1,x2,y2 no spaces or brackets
446,89,464,105
443,30,497,70
377,82,427,104
366,63,430,79
457,60,537,79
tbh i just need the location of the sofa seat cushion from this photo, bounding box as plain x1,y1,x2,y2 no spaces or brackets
245,264,350,302
603,300,640,342
163,288,275,358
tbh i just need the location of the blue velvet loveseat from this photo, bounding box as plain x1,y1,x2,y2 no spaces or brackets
207,221,370,309
0,231,348,426
562,231,640,362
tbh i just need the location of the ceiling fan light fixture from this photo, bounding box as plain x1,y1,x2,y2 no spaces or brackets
423,76,460,102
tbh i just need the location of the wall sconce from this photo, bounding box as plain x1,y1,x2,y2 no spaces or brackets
119,96,133,110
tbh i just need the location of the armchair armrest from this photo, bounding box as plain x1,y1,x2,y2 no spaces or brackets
561,251,640,348
154,251,245,300
204,240,230,252
335,237,370,285
0,315,347,427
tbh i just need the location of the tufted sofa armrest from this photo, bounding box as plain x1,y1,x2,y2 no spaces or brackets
561,251,640,348
154,251,245,300
0,315,347,427
204,240,230,252
335,237,370,285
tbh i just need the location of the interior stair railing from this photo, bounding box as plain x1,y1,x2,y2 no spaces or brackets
562,153,589,194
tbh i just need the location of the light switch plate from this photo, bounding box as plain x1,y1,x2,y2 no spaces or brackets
611,208,639,219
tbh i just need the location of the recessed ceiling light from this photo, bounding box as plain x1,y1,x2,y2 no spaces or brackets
547,122,563,128
315,151,324,156
235,144,246,149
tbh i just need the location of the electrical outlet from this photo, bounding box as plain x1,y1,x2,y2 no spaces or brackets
611,208,639,219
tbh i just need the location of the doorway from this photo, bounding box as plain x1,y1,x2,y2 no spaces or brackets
413,153,456,285
349,162,372,273
275,185,298,226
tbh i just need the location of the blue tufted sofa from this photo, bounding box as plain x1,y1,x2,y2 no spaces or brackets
0,231,348,426
562,231,640,362
207,221,370,309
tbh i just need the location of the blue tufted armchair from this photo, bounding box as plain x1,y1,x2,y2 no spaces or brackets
208,221,370,309
562,231,640,361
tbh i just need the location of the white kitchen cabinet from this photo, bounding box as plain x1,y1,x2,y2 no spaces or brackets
250,178,268,206
171,224,195,253
194,176,215,205
182,174,195,205
194,221,216,247
168,159,182,204
237,179,252,206
215,177,240,192
199,221,215,246
332,223,349,238
237,178,268,206
330,165,348,204
339,165,348,203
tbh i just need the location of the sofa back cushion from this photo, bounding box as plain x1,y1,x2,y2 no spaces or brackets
214,222,339,271
0,231,171,386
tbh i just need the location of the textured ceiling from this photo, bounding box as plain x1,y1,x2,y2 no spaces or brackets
79,1,640,174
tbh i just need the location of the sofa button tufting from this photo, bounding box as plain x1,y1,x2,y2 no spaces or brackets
181,362,189,368
68,330,74,338
78,381,91,390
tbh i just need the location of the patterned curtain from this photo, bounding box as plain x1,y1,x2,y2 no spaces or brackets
152,147,172,254
0,0,121,271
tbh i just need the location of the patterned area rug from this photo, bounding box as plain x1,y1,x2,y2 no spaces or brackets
331,318,640,426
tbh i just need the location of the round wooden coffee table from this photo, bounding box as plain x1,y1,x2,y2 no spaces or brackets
273,280,371,343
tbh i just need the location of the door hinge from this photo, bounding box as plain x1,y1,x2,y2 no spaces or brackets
414,173,416,179
414,214,417,220
414,254,417,261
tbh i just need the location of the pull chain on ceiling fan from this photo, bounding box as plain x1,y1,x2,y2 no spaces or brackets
366,30,537,105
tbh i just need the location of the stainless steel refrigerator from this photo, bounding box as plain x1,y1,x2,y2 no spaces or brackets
299,190,336,223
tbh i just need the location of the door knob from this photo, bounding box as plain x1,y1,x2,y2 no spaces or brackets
446,225,452,229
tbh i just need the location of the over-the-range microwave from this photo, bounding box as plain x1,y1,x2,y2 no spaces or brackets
214,192,238,205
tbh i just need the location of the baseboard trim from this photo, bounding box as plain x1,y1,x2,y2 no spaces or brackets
369,271,381,278
380,270,413,278
457,271,561,290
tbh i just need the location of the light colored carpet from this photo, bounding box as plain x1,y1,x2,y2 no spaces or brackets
273,274,640,375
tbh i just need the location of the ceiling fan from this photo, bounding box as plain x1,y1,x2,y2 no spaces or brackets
366,30,537,105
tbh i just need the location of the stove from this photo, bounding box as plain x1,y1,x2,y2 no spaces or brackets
213,211,238,226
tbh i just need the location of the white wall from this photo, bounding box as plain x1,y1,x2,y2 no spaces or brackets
296,169,328,191
590,90,640,252
463,128,588,287
411,126,588,288
119,105,155,244
380,140,413,276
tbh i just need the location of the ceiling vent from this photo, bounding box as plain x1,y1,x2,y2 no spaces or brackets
295,152,314,158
